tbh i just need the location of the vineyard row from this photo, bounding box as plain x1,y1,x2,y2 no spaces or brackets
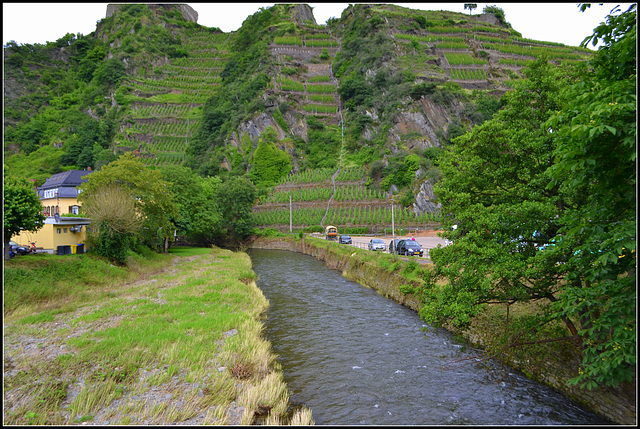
252,205,438,227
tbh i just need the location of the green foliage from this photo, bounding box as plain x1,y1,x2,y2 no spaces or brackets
338,72,373,109
379,151,421,191
272,107,289,133
94,228,133,265
425,4,636,390
4,176,46,259
249,127,293,187
79,153,178,260
545,4,636,389
423,57,574,338
482,5,510,28
93,58,126,89
302,117,341,169
215,176,257,244
159,165,222,245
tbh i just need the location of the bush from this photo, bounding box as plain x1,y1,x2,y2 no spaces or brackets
409,82,437,100
304,225,325,233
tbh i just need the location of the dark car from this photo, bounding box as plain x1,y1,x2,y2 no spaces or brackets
388,239,401,254
396,240,423,257
339,235,352,244
9,241,30,256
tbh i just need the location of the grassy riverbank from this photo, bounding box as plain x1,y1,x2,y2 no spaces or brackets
3,247,313,425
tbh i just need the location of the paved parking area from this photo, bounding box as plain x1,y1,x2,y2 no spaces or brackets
339,234,448,263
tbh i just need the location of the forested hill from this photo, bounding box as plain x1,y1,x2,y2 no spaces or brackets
4,3,592,207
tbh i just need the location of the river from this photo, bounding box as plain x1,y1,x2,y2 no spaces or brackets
248,248,609,425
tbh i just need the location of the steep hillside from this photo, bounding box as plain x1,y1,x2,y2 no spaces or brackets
115,28,230,165
3,3,593,228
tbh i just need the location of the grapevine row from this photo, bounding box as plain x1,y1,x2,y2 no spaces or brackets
261,184,385,204
252,206,438,227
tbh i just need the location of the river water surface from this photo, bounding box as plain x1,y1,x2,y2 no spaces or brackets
248,249,609,425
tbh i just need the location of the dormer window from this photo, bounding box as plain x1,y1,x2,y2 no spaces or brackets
44,188,58,199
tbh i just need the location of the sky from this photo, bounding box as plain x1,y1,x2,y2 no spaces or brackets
2,3,633,49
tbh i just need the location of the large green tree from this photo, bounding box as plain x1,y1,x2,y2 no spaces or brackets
78,153,178,262
422,58,575,328
544,3,636,389
160,165,222,245
4,177,45,260
214,176,256,245
249,126,292,187
424,4,636,389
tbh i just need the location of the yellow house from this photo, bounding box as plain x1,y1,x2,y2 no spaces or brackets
12,170,93,254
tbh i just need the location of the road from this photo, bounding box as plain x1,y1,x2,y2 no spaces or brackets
341,234,448,264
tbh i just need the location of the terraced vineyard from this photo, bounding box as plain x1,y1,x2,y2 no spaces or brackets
252,167,439,232
389,8,592,88
116,28,230,166
268,28,341,119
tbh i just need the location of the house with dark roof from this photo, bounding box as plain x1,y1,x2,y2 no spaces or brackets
11,170,93,254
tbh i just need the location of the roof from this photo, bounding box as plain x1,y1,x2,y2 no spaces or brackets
40,170,92,190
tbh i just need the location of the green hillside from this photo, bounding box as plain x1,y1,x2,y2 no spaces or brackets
3,3,594,231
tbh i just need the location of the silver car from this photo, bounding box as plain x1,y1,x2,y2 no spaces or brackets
368,238,386,251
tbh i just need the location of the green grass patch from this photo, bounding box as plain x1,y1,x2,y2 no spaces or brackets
3,246,288,425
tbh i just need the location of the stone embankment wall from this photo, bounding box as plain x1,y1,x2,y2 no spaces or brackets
248,235,635,425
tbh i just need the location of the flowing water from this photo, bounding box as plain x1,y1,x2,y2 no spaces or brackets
248,249,609,425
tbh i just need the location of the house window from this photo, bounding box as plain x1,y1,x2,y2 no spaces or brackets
57,228,62,234
63,228,67,233
44,188,59,199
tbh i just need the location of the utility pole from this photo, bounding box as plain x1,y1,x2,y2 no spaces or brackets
391,196,395,254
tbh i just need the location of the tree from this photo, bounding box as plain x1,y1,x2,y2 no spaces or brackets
81,184,141,264
544,4,636,389
483,5,510,28
424,4,636,390
214,176,256,245
160,165,222,245
249,126,292,187
4,176,45,260
464,3,477,15
78,152,178,262
422,58,574,331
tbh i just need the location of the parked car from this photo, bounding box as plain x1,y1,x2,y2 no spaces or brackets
396,240,424,257
339,235,352,244
9,241,30,256
388,239,401,254
368,238,386,251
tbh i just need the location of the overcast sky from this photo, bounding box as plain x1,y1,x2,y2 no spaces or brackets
3,3,632,49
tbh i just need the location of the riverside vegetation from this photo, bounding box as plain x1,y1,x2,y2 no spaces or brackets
3,246,313,425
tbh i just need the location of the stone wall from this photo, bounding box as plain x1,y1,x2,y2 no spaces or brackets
248,235,636,425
